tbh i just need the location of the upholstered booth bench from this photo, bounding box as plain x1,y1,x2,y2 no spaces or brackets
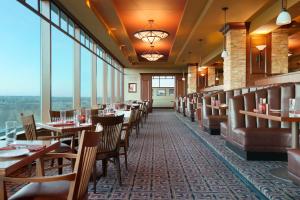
226,83,300,160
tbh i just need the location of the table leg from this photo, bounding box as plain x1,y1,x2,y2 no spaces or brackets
36,158,45,176
0,176,6,200
291,122,299,149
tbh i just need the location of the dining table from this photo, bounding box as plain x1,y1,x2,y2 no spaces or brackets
239,109,300,181
0,140,60,200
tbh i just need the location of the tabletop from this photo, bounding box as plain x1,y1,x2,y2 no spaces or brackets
37,122,92,133
206,104,228,110
239,110,300,122
0,140,59,176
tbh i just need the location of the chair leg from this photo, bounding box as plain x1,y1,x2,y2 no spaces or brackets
115,156,122,185
124,146,128,170
58,158,63,174
93,161,97,193
102,159,107,177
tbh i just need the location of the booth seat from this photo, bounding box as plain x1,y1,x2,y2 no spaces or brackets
226,83,300,160
288,149,300,185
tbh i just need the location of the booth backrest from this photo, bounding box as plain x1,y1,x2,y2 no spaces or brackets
229,83,300,130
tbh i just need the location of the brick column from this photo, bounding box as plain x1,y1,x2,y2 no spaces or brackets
187,65,197,93
207,67,215,86
271,29,288,74
223,29,247,91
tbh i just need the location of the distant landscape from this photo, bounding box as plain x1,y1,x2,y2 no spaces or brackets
0,96,92,135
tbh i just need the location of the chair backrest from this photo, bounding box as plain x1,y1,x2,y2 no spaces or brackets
49,110,75,122
20,113,37,140
68,132,100,200
91,115,124,153
91,108,103,116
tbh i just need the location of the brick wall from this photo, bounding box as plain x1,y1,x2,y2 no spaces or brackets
207,67,215,86
187,65,197,93
223,29,247,90
271,29,288,74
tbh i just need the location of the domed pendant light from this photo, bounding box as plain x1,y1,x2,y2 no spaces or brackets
221,7,229,59
141,46,164,61
134,20,169,44
276,0,291,26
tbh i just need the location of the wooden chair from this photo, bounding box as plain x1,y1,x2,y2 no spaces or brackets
119,110,135,170
49,110,75,122
91,115,124,193
4,132,100,200
21,113,73,174
131,107,140,137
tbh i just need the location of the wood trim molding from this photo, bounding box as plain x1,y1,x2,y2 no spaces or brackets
254,71,300,86
219,22,248,34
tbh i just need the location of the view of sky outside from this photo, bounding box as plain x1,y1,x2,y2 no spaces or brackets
0,1,40,96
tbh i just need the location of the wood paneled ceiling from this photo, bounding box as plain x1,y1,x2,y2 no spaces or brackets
88,0,288,68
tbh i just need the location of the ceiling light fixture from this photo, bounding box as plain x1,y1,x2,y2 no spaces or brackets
221,7,229,59
276,0,292,26
256,45,267,51
134,20,169,44
141,46,164,62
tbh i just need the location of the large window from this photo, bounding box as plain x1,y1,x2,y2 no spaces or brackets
152,76,175,88
51,28,74,110
107,66,112,103
80,47,92,108
97,55,104,104
0,1,125,134
0,1,41,133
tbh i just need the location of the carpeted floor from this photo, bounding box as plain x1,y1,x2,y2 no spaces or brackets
88,110,259,199
7,110,260,199
175,111,300,200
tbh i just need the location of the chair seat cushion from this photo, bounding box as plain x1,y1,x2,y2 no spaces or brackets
55,143,72,153
9,181,69,200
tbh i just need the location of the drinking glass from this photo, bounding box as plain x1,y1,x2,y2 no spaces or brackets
86,109,91,124
5,121,17,143
60,110,66,123
289,98,296,115
74,110,80,126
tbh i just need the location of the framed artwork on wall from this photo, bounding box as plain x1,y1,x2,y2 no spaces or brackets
128,83,137,93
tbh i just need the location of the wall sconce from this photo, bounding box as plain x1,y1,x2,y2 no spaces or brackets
200,73,206,77
256,45,266,70
188,73,192,78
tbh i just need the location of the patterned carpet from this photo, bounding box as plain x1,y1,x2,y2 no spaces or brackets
175,112,300,200
88,110,259,199
7,110,261,199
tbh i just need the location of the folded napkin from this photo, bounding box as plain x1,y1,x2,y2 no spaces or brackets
0,146,15,151
0,144,46,152
49,121,75,127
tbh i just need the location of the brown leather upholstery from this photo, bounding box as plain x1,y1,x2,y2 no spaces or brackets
288,149,300,185
226,83,300,157
9,181,71,200
230,128,291,151
202,93,227,131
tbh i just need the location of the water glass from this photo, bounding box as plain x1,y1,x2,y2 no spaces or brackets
5,121,17,143
289,98,296,114
86,109,91,124
60,110,66,123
